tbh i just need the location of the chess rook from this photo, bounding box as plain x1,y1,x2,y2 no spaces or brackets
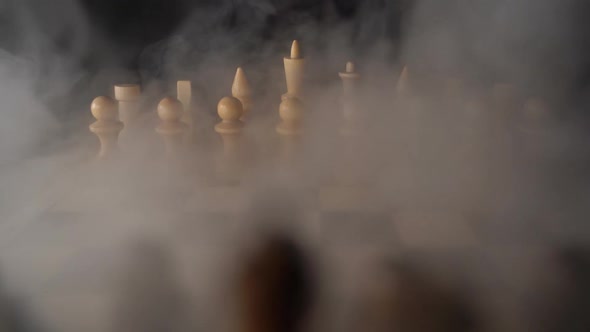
114,84,141,126
89,96,124,159
339,61,361,136
283,40,305,101
156,97,188,158
232,67,252,119
215,96,244,184
177,80,193,128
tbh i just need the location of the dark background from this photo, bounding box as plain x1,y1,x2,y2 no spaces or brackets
1,0,590,116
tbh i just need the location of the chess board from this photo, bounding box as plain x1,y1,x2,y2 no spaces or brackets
0,40,572,332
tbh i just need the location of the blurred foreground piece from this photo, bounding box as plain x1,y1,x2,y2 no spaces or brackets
236,234,314,332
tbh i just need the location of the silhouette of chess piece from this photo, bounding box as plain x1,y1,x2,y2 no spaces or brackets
235,233,314,332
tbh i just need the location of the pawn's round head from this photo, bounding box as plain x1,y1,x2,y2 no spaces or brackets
218,96,243,121
91,96,118,121
157,97,184,122
279,97,304,122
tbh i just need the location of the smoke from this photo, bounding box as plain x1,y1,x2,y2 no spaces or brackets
0,0,589,331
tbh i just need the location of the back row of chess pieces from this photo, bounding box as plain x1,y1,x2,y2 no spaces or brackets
90,40,307,163
90,40,553,171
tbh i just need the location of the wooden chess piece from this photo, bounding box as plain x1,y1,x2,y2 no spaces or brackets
156,97,187,158
215,96,244,184
177,80,192,128
277,96,304,136
276,96,304,166
114,84,141,126
339,61,361,136
282,40,305,101
335,61,367,185
236,234,314,332
89,96,124,159
232,67,252,120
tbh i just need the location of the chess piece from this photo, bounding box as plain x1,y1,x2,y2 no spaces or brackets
282,40,305,101
114,84,141,126
335,61,366,185
89,96,124,159
232,67,252,119
276,96,304,166
177,80,192,127
277,96,304,136
396,66,409,96
236,234,314,332
339,61,361,136
156,97,187,158
215,96,244,184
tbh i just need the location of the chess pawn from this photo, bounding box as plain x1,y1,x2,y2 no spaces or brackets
215,96,244,184
114,84,141,125
89,96,124,159
232,67,252,119
156,97,188,158
339,61,361,136
282,40,305,101
276,96,304,166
